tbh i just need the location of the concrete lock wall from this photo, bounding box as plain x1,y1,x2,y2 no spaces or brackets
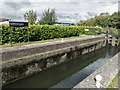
2,36,107,86
2,36,106,61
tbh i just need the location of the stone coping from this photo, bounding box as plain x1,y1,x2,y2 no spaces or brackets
73,52,119,88
2,35,103,52
2,36,106,61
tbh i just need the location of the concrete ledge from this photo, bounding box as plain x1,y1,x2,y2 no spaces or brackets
73,52,119,88
2,36,105,61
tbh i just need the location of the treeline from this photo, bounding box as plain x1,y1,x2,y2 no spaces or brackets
2,25,102,44
77,12,120,29
24,8,57,25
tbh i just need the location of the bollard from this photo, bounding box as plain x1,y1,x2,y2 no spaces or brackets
95,74,102,88
92,35,95,38
62,38,64,42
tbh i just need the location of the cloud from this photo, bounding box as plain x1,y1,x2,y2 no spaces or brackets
29,0,119,3
0,0,119,23
87,12,97,16
4,0,31,10
97,2,118,15
0,0,31,20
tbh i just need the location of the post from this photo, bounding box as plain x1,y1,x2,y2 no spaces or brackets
9,27,12,46
27,27,29,42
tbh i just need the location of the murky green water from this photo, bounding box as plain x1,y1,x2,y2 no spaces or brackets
4,44,120,88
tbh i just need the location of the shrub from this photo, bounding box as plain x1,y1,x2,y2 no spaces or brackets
1,25,102,44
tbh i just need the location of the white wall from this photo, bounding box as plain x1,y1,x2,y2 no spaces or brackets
0,21,9,25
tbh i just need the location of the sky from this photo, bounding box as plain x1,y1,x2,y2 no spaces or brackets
0,0,119,23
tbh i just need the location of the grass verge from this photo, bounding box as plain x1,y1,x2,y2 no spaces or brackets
107,71,120,89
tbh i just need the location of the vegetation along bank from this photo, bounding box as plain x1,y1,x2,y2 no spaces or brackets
2,25,102,44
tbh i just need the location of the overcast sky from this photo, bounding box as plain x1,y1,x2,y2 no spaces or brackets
0,0,119,23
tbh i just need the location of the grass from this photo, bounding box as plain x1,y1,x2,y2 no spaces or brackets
107,71,120,89
0,35,84,47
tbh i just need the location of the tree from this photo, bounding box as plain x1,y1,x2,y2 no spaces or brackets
77,12,119,29
24,10,37,25
108,12,120,29
38,8,57,25
100,12,109,16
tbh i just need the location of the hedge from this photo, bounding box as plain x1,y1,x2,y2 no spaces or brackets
1,25,102,44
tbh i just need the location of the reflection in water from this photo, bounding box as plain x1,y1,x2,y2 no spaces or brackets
4,44,120,88
52,54,110,88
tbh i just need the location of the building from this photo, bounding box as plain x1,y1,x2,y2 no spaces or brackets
54,23,76,26
0,18,11,25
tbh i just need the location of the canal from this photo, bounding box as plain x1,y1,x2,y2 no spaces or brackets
4,44,120,88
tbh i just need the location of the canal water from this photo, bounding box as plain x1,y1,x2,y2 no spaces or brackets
4,44,120,88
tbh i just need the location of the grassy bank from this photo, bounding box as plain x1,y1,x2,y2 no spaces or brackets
1,35,84,47
108,71,120,89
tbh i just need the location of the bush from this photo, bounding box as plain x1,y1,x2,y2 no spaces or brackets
1,25,102,44
103,27,119,34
